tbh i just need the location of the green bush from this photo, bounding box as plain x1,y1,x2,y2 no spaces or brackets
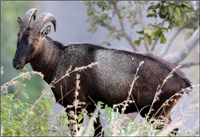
1,67,199,136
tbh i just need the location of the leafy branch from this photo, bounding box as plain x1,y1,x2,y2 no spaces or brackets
134,1,195,47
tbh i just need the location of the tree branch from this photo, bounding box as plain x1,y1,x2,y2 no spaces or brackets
159,26,183,57
151,19,165,52
114,1,138,51
164,26,199,64
159,21,194,57
137,2,149,52
178,61,199,68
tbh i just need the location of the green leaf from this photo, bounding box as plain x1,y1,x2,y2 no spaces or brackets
181,3,192,9
97,101,104,108
152,33,157,40
168,6,174,20
41,126,45,133
136,30,145,35
148,5,155,10
147,13,157,18
168,24,173,29
105,104,113,115
21,91,29,99
154,3,161,9
64,118,70,125
106,42,111,46
175,7,181,19
161,27,168,33
78,115,83,123
115,35,121,40
134,37,143,46
147,36,153,45
159,10,166,19
102,41,111,46
160,3,165,11
144,29,153,36
148,3,160,10
44,101,53,107
48,108,54,115
147,23,153,28
163,6,168,15
13,103,19,109
134,40,141,46
175,1,182,6
160,34,167,44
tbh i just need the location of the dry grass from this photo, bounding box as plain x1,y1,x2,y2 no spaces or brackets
1,61,199,136
109,61,144,136
1,71,44,94
147,65,182,117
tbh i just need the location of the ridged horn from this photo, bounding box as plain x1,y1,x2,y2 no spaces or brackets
23,8,37,28
31,12,56,33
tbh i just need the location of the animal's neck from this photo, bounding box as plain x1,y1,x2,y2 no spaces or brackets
30,37,59,84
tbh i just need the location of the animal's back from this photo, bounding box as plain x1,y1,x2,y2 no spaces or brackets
52,43,191,111
59,44,191,111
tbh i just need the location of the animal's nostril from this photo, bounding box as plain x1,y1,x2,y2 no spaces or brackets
13,60,21,68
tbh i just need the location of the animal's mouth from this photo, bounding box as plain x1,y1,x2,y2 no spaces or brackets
13,64,24,70
12,59,26,70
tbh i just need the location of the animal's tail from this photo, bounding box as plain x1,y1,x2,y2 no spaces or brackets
183,78,193,95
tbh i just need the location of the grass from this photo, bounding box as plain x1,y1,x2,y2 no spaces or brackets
1,63,199,136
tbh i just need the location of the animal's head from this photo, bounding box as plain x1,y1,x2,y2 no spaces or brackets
13,8,56,70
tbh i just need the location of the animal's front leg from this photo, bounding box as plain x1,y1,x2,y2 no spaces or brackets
93,113,104,137
87,105,104,137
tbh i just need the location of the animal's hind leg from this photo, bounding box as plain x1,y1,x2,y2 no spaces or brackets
166,116,179,136
139,106,179,136
150,93,183,136
87,105,104,137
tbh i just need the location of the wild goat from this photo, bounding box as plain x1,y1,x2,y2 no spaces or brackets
13,8,191,136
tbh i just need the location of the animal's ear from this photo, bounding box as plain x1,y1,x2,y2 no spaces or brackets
18,17,23,27
41,25,51,37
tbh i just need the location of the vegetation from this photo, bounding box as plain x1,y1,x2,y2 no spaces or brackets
84,1,199,66
1,64,199,136
1,1,44,104
1,1,199,136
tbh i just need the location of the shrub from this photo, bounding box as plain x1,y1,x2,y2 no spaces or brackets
1,66,199,136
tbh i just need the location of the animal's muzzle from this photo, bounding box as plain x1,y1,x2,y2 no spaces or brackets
12,59,21,70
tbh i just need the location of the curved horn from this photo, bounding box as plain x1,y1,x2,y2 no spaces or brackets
23,8,37,28
31,12,56,33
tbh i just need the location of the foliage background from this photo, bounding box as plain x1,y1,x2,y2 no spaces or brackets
1,1,199,136
1,1,45,104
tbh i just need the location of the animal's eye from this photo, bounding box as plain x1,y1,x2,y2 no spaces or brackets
33,39,39,44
